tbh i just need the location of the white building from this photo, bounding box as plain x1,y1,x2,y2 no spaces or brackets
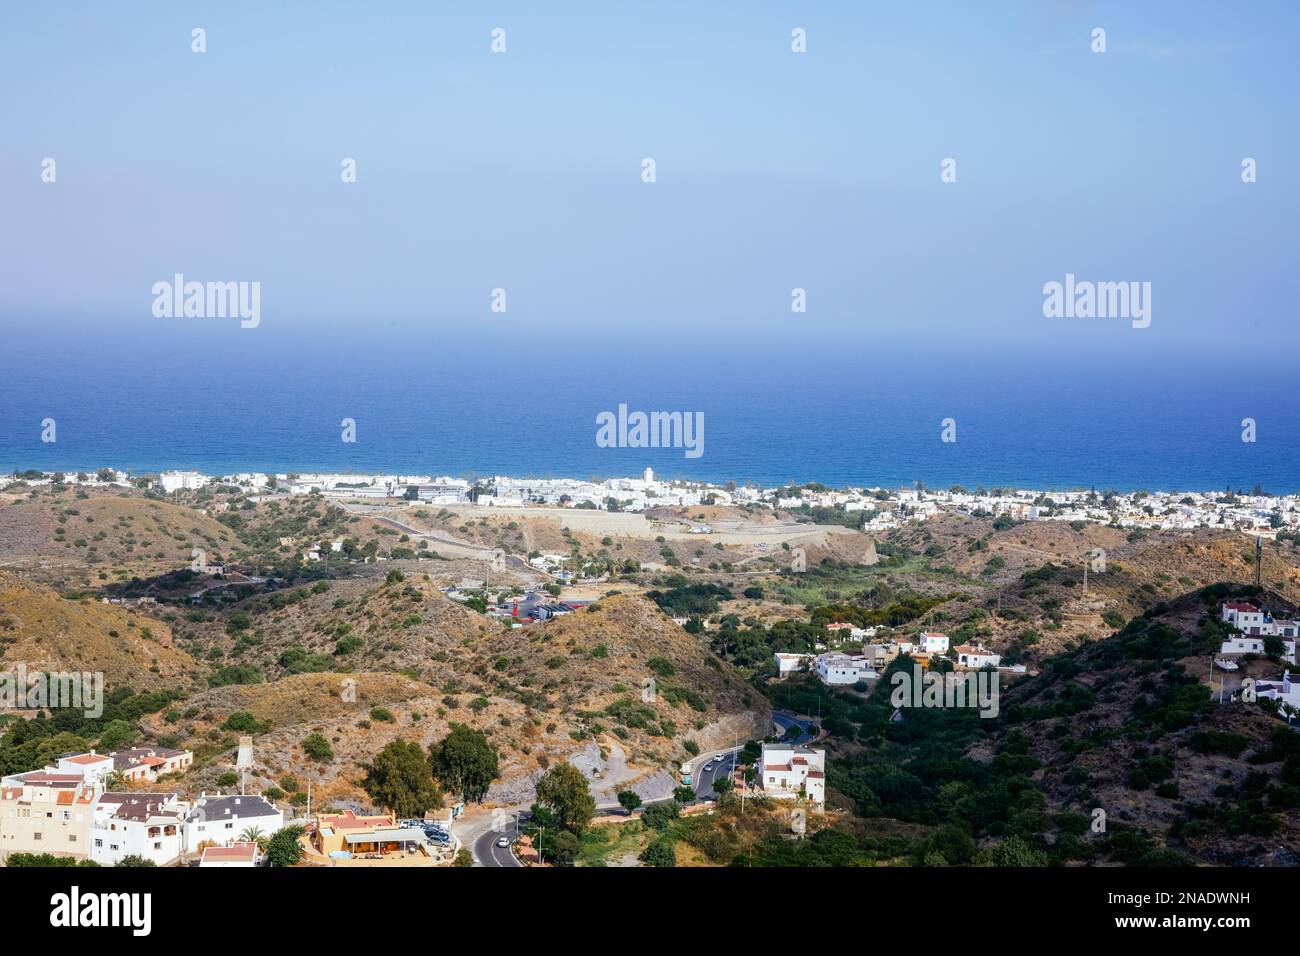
107,746,194,783
3,747,192,790
758,743,825,804
1220,635,1297,665
813,653,876,686
54,752,115,787
955,644,1001,669
90,791,187,867
918,631,950,654
1222,602,1300,639
1254,671,1300,711
185,794,283,849
773,653,810,677
158,470,210,493
199,841,261,867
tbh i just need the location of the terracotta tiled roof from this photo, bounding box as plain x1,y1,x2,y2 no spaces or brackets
202,842,257,861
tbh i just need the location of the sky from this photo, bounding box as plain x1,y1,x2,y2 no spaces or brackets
0,1,1296,367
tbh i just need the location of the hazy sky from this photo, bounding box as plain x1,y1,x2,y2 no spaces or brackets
1,1,1296,362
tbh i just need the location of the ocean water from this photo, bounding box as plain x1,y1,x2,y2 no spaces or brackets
0,327,1296,493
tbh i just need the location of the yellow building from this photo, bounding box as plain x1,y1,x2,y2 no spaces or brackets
313,810,395,855
0,774,96,862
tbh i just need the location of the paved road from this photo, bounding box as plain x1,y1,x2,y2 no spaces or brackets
341,502,533,571
773,711,817,744
472,713,818,866
684,713,816,799
473,826,523,868
689,748,741,799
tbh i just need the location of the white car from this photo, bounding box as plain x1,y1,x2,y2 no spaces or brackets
703,763,714,772
495,836,511,848
714,754,726,762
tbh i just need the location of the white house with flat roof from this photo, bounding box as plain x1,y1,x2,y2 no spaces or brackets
158,471,209,493
773,653,810,677
813,653,876,686
918,632,950,654
758,743,825,804
955,644,1001,669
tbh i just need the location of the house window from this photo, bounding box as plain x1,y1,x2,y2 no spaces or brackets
95,840,102,848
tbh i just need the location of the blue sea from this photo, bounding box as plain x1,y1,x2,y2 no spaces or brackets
1,325,1296,493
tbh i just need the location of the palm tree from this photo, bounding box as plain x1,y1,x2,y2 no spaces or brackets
239,826,268,851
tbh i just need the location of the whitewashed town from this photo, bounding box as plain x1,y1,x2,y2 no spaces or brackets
7,467,1299,537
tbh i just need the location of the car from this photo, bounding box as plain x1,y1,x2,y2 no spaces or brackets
703,763,714,772
495,836,511,848
714,753,726,762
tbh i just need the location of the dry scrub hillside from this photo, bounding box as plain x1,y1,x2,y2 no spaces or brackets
0,572,199,693
995,588,1300,865
0,489,239,586
139,595,767,806
889,519,1300,664
172,573,501,681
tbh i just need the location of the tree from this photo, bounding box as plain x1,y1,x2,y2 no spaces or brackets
362,740,444,818
302,733,334,762
617,790,642,815
988,835,1050,867
711,776,734,796
641,801,680,830
239,826,268,850
96,719,138,751
115,855,156,867
535,762,596,835
639,839,676,867
672,786,696,805
265,826,304,867
453,847,474,867
550,830,581,865
429,724,499,803
6,853,100,868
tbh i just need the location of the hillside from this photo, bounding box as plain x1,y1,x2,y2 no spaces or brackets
0,572,199,694
994,585,1300,865
0,487,239,587
877,516,1300,665
134,590,766,808
171,570,501,683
